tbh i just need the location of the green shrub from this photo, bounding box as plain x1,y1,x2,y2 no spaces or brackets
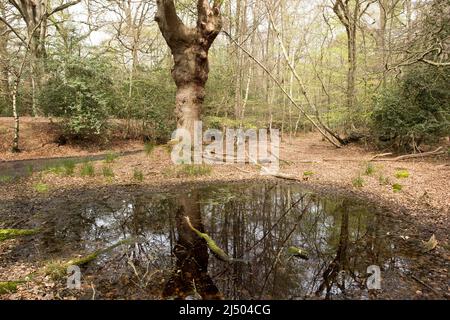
39,55,116,139
144,142,155,155
26,165,34,176
371,64,449,151
168,164,212,178
0,175,13,183
115,68,176,143
46,165,64,175
105,152,118,163
102,166,115,178
392,183,403,192
62,160,76,176
364,162,375,175
45,160,76,176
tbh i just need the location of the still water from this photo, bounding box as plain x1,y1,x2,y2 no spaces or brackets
24,182,431,299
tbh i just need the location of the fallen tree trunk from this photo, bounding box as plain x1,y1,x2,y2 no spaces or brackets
372,147,445,161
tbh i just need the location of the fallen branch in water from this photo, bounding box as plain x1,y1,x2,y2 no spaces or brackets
185,216,248,264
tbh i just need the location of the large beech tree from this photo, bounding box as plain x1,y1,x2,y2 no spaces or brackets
155,0,223,135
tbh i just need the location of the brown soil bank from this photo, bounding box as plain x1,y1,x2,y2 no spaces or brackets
0,117,142,161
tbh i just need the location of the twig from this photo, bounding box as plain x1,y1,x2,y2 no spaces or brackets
90,282,96,300
370,153,393,161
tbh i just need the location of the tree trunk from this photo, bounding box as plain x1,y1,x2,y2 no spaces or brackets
155,0,223,137
346,26,357,119
333,0,361,129
11,83,19,152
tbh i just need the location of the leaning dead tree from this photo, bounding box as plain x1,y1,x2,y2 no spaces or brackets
155,0,223,136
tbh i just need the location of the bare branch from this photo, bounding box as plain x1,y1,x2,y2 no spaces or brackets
0,16,27,45
48,0,81,17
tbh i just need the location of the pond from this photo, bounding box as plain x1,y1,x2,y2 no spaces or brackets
4,182,445,299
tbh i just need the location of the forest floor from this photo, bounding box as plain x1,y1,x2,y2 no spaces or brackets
0,117,142,161
0,119,449,300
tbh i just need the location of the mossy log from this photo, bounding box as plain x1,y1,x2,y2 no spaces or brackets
185,217,248,264
45,238,133,279
0,229,40,242
0,238,133,294
0,281,26,294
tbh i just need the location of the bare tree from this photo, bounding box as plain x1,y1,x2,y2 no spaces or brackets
332,0,371,128
7,0,81,115
155,0,223,136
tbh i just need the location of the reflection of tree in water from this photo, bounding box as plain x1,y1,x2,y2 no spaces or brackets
34,183,399,299
201,184,394,299
163,192,221,300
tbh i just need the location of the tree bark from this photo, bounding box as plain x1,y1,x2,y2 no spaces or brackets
11,83,19,152
155,0,223,136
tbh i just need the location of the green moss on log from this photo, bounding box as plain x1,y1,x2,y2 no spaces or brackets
0,281,25,294
0,229,40,242
185,217,248,264
45,238,133,280
185,216,230,262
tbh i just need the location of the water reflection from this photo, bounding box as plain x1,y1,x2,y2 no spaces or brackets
34,183,418,299
162,192,221,299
